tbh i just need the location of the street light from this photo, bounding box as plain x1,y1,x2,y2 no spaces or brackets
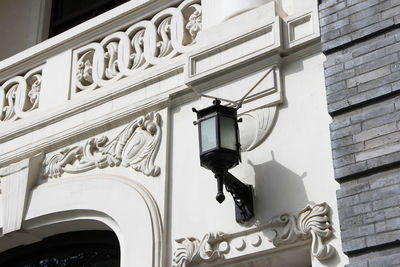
193,99,254,224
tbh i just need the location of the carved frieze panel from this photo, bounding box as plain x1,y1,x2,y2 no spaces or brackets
43,112,162,178
172,203,335,266
0,66,43,123
72,0,201,94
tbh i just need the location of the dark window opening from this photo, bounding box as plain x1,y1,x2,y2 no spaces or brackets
49,0,130,37
0,231,120,267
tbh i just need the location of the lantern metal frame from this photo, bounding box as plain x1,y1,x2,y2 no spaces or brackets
193,99,254,224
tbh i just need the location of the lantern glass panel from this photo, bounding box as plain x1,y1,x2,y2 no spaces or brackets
200,116,217,153
220,116,237,151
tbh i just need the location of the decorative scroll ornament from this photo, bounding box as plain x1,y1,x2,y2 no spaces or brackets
185,4,202,39
173,232,226,267
239,106,277,152
298,203,336,260
172,203,335,266
0,66,43,123
73,0,201,93
43,112,162,178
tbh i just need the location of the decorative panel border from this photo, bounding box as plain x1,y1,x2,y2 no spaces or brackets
283,7,320,50
172,203,335,266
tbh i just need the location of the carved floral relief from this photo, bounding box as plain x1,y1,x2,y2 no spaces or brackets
73,0,201,94
43,112,162,178
172,203,335,266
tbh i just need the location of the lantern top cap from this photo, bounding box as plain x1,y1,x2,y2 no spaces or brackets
192,99,237,120
213,99,221,105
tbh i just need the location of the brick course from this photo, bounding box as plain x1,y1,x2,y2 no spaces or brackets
324,28,400,114
319,0,399,52
337,169,400,254
330,96,400,179
319,0,400,264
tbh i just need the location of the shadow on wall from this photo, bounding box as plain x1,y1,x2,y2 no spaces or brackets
248,151,310,223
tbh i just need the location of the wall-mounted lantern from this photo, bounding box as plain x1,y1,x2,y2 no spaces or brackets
193,99,254,224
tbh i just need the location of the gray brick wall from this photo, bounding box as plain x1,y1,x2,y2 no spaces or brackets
331,96,400,179
319,0,400,265
346,245,400,266
337,168,400,254
325,28,400,114
319,0,400,52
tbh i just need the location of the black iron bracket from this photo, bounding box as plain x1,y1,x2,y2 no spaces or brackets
215,172,254,224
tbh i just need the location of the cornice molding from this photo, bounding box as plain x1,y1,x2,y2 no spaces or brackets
0,88,174,168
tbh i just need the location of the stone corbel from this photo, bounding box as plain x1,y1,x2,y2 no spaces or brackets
172,203,335,266
239,105,278,152
0,154,44,235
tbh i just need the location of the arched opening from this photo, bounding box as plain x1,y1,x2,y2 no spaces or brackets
0,230,120,267
0,174,164,267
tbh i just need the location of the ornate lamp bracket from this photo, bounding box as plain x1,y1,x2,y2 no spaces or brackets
221,171,254,224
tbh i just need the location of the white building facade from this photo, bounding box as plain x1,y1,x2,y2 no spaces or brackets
0,0,349,266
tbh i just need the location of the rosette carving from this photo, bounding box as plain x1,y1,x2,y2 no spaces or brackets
43,112,162,178
0,66,43,123
172,203,335,266
185,3,202,39
76,51,94,89
73,0,201,93
27,74,41,109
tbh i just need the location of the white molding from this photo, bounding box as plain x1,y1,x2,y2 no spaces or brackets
186,3,283,91
283,6,320,51
172,203,335,266
18,174,164,267
0,88,175,167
